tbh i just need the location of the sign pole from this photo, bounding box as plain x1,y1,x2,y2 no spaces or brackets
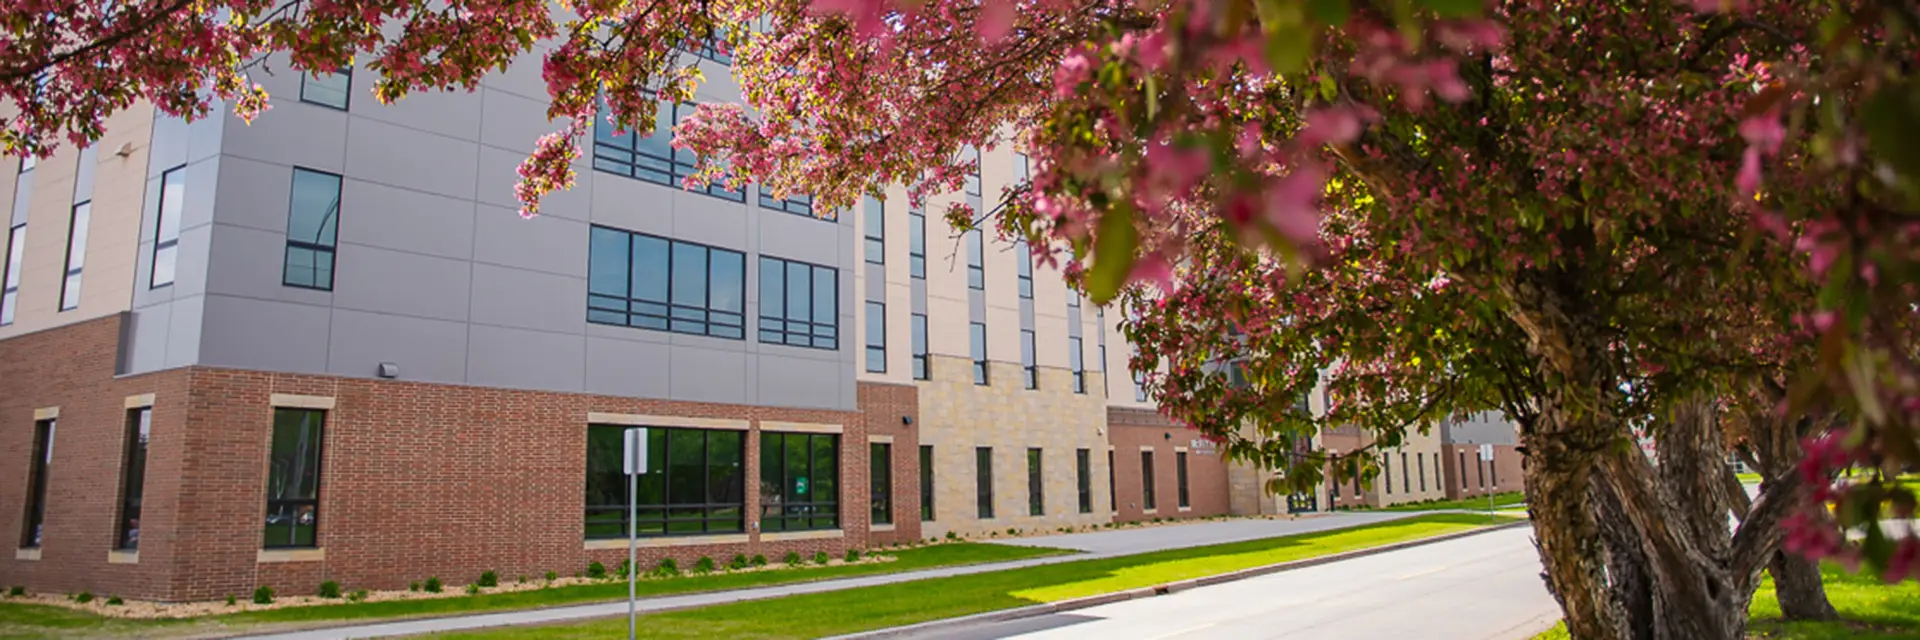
623,428,647,640
1480,443,1495,521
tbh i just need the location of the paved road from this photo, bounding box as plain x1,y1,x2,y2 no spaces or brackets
917,526,1559,640
987,510,1436,556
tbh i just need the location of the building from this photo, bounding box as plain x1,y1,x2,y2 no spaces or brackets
1438,411,1526,499
1318,424,1448,509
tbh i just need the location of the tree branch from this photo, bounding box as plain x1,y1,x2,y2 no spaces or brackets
1729,468,1803,581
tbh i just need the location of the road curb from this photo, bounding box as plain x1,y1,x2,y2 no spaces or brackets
828,518,1533,640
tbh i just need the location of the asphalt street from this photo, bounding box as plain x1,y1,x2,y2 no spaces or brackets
915,526,1560,640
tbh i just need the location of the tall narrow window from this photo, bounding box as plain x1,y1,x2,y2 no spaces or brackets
19,419,54,548
1418,454,1427,492
919,445,935,521
1107,450,1117,512
975,447,994,518
963,145,981,197
2,223,24,325
1026,448,1044,516
151,166,185,288
1434,453,1444,489
1076,449,1093,514
1068,292,1080,309
970,322,988,385
116,409,151,549
284,168,342,290
760,432,840,531
1096,308,1108,398
1176,451,1191,509
585,426,744,538
1015,240,1033,299
965,229,984,290
1461,451,1469,489
1020,329,1037,390
863,195,885,264
911,313,929,380
1331,464,1340,499
908,206,926,279
870,442,892,525
1402,452,1411,493
589,226,746,339
1069,337,1086,394
1134,370,1148,402
1014,152,1030,183
264,409,325,548
300,67,351,110
59,202,88,311
865,301,887,373
1383,453,1393,495
759,256,839,349
1140,451,1157,511
1478,454,1486,488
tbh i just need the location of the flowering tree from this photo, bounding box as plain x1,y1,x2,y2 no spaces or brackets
4,0,1919,637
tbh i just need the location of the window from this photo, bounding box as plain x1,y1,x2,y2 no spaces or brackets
1478,454,1486,488
863,195,884,264
908,206,926,278
757,186,815,217
911,313,929,380
975,446,994,518
1434,453,1443,489
589,226,746,339
19,419,53,548
970,322,988,385
2,223,23,325
116,409,151,549
758,256,839,349
1418,454,1427,492
1068,292,1080,309
1176,451,1191,508
870,442,892,526
1069,337,1086,394
593,100,744,202
1076,449,1093,514
1140,451,1157,511
761,432,839,531
585,426,743,538
919,445,934,521
1402,452,1411,493
1331,464,1340,498
1460,451,1468,489
1020,329,1037,390
1107,450,1117,512
58,202,88,311
965,229,984,290
151,165,184,288
1014,152,1030,184
300,67,351,110
963,145,981,197
283,168,341,290
1027,448,1044,516
1134,370,1148,402
687,28,731,64
264,408,325,548
1015,240,1032,299
1383,454,1392,495
865,301,886,373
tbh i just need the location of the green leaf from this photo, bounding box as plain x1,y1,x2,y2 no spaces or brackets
1318,74,1338,102
1419,0,1483,18
1087,203,1138,304
1307,0,1350,25
1265,28,1312,75
1862,81,1920,186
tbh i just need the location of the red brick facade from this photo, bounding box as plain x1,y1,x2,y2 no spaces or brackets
0,315,924,602
1105,408,1229,523
1441,443,1525,500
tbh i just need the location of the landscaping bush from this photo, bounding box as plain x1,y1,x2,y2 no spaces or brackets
252,586,274,605
813,551,830,565
6,586,22,597
729,554,749,570
225,594,237,606
618,559,633,579
318,580,341,598
751,554,768,567
586,561,607,579
784,551,802,565
545,571,558,582
106,596,123,606
652,557,679,577
348,589,369,602
424,577,443,593
694,556,716,573
409,581,421,592
478,570,498,587
517,575,526,584
75,592,94,604
464,583,480,595
845,549,861,562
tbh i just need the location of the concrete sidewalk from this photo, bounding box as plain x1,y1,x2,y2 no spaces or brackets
234,510,1455,639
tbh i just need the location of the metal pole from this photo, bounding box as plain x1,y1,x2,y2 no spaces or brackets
628,466,637,640
1485,451,1495,521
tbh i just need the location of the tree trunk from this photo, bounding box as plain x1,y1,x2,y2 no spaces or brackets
1591,476,1654,639
1768,551,1840,621
1596,447,1748,640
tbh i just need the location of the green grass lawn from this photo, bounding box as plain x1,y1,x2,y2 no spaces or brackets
436,513,1517,639
1739,472,1765,484
1532,562,1920,639
1375,491,1527,512
0,543,1065,639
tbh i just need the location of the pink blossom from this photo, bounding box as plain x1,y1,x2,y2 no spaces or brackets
1736,146,1763,196
1301,106,1366,146
1129,253,1175,293
1265,165,1325,244
1887,539,1920,584
1054,51,1092,98
977,0,1016,43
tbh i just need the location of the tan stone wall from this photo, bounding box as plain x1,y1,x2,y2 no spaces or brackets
916,355,1111,538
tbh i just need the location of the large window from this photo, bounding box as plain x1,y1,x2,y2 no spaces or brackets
59,202,88,311
1140,451,1157,511
908,206,926,278
1069,337,1086,394
1076,449,1093,514
686,29,731,64
19,419,53,548
151,165,184,288
965,229,984,290
589,226,745,339
975,446,994,518
585,426,744,538
593,100,744,202
1176,451,1191,508
1015,240,1032,299
116,409,151,550
1020,329,1037,390
919,445,934,521
264,409,325,548
757,187,814,217
300,67,351,110
1026,448,1044,516
911,314,929,380
2,223,23,325
863,195,884,264
970,322,988,385
870,442,892,525
865,301,886,373
284,168,341,290
758,256,838,349
761,432,839,531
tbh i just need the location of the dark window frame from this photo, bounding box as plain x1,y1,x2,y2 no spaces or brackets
116,408,151,549
760,432,841,532
1015,240,1032,299
299,67,352,110
3,223,25,326
1107,449,1117,512
1176,451,1191,509
865,300,887,373
59,200,88,311
150,165,185,289
908,206,926,279
757,186,816,218
975,446,994,519
589,225,747,339
1075,449,1093,514
20,419,54,548
592,99,745,203
757,255,840,350
264,408,325,549
685,29,732,64
1140,450,1157,511
870,442,892,526
1069,336,1086,394
970,321,989,386
585,425,745,539
965,229,984,290
862,195,885,264
1026,447,1044,516
911,313,930,381
919,445,935,521
282,167,342,291
1020,329,1037,390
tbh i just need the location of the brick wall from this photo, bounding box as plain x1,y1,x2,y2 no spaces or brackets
1106,409,1230,523
1441,443,1525,500
857,381,920,546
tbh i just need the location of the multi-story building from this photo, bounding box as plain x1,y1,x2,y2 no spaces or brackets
1439,411,1526,499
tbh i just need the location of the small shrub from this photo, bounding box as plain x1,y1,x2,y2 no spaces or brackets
729,554,749,570
945,531,959,540
845,549,861,562
693,556,715,573
751,554,768,567
75,591,95,604
409,581,421,592
348,589,369,602
478,570,498,587
654,557,680,577
464,583,480,595
784,551,802,565
106,596,124,606
424,577,443,593
252,586,274,605
618,559,634,579
1007,528,1018,535
544,571,558,582
7,586,23,597
586,561,608,579
517,575,527,584
318,580,341,598
225,594,237,606
813,551,830,565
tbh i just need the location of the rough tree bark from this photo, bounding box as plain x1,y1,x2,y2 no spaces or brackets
1735,406,1840,621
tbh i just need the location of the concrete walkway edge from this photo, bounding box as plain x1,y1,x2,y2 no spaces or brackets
827,519,1536,640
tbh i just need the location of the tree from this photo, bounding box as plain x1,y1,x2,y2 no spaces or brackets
4,0,1919,637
